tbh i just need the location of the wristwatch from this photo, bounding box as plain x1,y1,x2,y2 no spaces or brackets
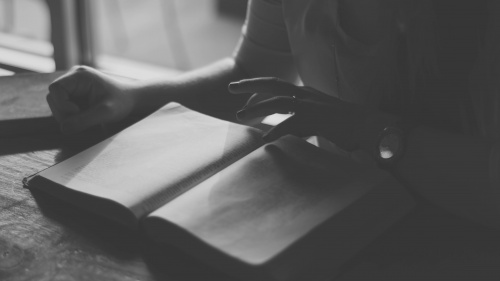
373,125,405,166
361,110,410,168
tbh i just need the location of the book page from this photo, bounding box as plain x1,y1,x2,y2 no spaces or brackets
38,103,263,219
145,135,397,265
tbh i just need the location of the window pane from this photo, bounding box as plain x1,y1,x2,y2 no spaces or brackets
0,0,54,73
91,0,245,78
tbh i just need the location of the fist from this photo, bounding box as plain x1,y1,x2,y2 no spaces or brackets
46,66,136,134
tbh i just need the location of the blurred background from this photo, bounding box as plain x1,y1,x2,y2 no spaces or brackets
0,0,247,78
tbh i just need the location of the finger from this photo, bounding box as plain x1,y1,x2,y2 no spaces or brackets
228,77,306,98
243,92,276,108
236,96,297,121
262,115,314,142
60,102,113,134
48,80,86,109
46,91,80,122
48,66,94,99
244,93,260,107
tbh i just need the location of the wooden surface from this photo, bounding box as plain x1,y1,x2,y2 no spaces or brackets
0,72,499,280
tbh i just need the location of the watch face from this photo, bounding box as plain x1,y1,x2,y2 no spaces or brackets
377,127,404,163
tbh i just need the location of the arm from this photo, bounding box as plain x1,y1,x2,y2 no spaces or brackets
46,58,247,133
47,0,296,133
129,58,249,121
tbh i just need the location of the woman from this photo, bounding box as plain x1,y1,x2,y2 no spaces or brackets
46,0,499,229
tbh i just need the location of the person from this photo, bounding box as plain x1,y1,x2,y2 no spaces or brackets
46,0,499,229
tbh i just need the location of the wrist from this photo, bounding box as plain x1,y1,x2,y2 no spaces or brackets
126,79,179,117
117,79,147,116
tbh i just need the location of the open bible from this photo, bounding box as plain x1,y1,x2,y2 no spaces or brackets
24,103,415,281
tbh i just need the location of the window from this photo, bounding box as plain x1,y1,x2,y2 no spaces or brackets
0,0,247,78
0,0,54,74
90,0,246,79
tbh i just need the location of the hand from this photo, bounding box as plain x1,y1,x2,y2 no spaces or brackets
46,66,136,134
228,77,367,151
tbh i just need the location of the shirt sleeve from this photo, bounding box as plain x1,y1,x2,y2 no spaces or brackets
233,0,297,81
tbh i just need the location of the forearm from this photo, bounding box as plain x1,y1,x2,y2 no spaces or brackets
129,58,251,121
395,126,499,228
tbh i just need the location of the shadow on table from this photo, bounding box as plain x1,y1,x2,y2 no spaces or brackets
0,113,148,157
0,123,116,160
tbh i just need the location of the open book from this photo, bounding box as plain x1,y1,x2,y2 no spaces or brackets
24,103,415,281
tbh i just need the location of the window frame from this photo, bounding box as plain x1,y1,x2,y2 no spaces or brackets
0,0,185,78
0,0,94,74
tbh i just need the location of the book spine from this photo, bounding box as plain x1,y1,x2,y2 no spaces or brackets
133,137,263,216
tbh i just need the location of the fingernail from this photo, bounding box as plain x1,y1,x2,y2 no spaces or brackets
228,82,240,90
236,109,246,120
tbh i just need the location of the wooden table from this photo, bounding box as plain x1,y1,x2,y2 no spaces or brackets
1,72,500,280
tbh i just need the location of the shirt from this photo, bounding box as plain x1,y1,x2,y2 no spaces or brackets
234,0,499,193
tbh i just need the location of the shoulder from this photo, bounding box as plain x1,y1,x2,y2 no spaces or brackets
233,0,295,79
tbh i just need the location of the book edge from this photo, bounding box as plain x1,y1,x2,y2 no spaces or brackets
26,175,139,229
